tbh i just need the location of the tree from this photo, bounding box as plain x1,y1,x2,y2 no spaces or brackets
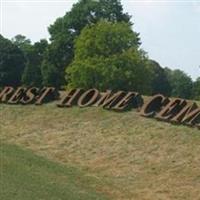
41,61,61,88
0,35,25,87
164,68,193,99
21,39,48,87
147,60,171,96
49,0,131,40
12,34,31,53
192,77,200,100
42,0,132,87
12,35,48,87
66,21,150,93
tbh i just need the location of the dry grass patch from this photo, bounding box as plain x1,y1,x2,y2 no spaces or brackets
1,103,200,200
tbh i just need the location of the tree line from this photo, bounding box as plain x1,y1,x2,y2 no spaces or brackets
0,0,199,100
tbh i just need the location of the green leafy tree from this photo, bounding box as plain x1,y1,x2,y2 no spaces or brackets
12,35,48,87
0,35,25,86
147,60,171,95
42,0,132,87
165,68,193,99
41,61,61,88
66,21,150,93
192,77,200,100
12,34,31,53
21,39,48,87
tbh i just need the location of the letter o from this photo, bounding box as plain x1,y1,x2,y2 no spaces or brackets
78,89,100,107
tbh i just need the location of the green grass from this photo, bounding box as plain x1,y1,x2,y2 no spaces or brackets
1,102,200,200
0,143,109,200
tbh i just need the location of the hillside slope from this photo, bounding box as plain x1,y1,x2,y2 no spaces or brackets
1,103,200,200
0,143,108,200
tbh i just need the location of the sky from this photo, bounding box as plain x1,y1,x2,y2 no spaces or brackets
0,0,200,80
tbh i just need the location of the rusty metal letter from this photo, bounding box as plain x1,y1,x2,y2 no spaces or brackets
171,102,198,123
35,87,55,105
8,87,26,104
156,98,186,121
77,89,100,107
179,108,200,125
20,87,40,104
57,88,84,107
0,86,15,102
140,94,168,117
112,92,139,111
93,90,126,109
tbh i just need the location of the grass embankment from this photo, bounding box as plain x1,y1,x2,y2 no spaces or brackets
1,102,200,200
0,143,108,200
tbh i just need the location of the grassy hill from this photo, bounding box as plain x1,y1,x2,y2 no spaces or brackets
1,102,200,200
0,143,108,200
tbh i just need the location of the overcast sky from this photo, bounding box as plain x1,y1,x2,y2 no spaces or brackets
1,0,200,80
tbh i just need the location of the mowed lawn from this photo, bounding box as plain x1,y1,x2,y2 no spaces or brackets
1,102,200,200
0,143,109,200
